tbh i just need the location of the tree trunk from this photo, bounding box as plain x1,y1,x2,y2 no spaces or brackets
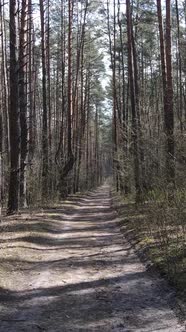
126,0,142,202
39,0,48,199
67,0,73,159
8,0,20,214
165,0,175,186
19,0,28,208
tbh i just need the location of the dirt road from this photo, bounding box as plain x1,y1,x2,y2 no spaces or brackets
0,186,185,331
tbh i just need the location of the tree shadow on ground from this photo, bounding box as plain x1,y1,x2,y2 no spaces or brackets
0,272,178,332
0,189,183,332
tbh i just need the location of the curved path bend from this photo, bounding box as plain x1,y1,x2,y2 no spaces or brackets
0,185,185,331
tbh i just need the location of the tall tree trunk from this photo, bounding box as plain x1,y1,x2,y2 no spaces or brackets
107,0,119,191
47,0,51,150
28,0,34,160
165,0,175,186
67,0,73,160
19,0,28,207
126,0,141,202
58,0,75,198
157,0,167,117
175,0,183,132
0,0,10,158
8,0,20,214
40,0,48,199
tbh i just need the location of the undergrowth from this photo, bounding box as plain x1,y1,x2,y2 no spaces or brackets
113,189,186,303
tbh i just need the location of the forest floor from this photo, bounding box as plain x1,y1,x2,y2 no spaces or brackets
0,185,185,332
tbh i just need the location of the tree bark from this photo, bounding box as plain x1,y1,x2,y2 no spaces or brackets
8,0,20,214
165,0,175,186
126,0,142,202
19,0,28,207
39,0,48,199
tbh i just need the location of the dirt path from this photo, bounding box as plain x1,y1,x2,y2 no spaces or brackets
0,185,185,331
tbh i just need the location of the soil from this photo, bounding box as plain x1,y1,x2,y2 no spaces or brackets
0,185,185,331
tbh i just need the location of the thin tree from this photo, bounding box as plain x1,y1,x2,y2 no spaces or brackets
8,0,20,214
157,0,175,187
19,0,28,207
165,0,175,186
126,0,141,202
39,0,48,198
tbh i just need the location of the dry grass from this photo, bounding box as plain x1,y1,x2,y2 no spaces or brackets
113,191,186,303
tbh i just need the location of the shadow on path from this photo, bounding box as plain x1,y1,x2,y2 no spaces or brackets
0,185,184,331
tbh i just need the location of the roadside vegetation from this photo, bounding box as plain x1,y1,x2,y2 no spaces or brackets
113,188,186,306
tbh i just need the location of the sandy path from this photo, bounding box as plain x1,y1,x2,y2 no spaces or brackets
0,185,185,331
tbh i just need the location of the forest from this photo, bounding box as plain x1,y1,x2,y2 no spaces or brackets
0,0,185,331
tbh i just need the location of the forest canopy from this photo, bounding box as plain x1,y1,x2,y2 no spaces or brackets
0,0,185,213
